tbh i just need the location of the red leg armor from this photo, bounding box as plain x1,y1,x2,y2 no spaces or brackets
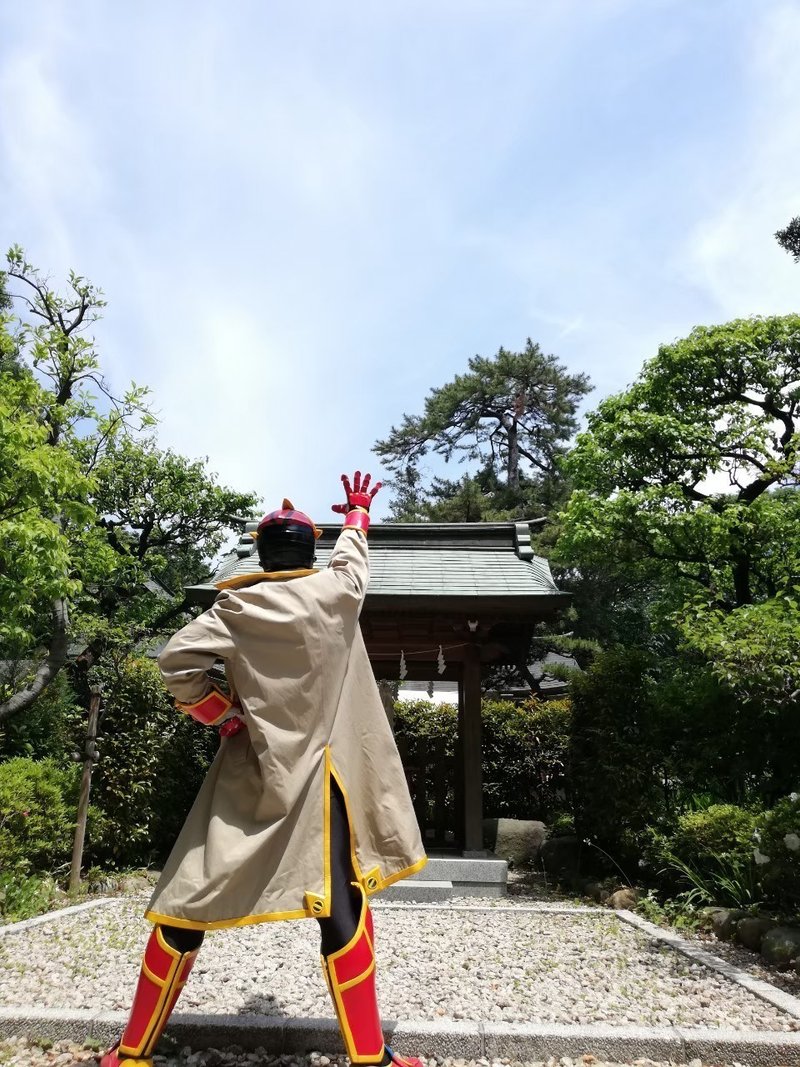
100,925,199,1067
321,886,423,1067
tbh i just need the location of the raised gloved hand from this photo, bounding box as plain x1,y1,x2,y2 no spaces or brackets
332,471,381,533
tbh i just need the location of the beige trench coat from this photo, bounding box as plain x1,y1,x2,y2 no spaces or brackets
145,527,426,930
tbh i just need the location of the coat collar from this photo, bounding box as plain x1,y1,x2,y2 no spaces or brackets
215,568,319,591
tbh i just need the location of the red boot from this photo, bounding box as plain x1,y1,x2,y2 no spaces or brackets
99,925,200,1067
386,1050,425,1067
321,885,423,1067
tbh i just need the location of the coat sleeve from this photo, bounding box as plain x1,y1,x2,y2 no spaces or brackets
326,526,370,603
157,593,240,720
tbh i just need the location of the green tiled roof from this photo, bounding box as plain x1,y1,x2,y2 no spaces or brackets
187,520,568,613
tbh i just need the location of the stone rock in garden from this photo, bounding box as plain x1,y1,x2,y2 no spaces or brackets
760,926,800,969
607,887,638,910
582,879,607,902
540,833,582,876
483,817,547,868
736,916,778,951
116,873,156,894
695,906,726,931
710,908,748,941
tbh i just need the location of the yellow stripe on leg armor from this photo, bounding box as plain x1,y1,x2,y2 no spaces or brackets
322,885,385,1063
119,927,199,1059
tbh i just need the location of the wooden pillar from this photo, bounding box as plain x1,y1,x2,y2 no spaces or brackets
455,673,465,850
462,643,484,854
69,685,101,892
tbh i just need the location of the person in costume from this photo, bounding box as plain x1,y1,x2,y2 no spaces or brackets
100,472,427,1067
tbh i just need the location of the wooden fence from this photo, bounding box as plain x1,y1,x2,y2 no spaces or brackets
395,735,457,850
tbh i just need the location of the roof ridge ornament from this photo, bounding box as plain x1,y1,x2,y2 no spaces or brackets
514,522,534,561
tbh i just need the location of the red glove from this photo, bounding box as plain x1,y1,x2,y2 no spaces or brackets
332,471,381,533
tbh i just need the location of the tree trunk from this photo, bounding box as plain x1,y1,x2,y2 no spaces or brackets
69,686,102,892
732,554,752,607
0,598,69,721
507,420,520,490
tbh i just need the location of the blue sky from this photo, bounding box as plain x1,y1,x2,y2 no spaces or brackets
2,1,799,521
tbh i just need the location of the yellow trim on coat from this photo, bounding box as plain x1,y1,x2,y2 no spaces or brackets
372,854,429,893
215,568,318,591
144,906,310,930
328,760,366,886
322,747,332,912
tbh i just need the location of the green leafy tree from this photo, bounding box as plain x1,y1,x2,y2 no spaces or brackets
0,248,130,718
374,341,592,520
86,435,257,642
557,315,800,708
0,248,257,721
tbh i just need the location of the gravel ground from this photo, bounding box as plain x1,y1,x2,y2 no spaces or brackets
0,898,798,1033
0,1039,738,1067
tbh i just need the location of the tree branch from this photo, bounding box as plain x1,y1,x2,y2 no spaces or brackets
0,598,69,721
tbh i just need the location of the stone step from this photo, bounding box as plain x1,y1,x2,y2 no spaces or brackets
380,879,453,902
411,856,507,886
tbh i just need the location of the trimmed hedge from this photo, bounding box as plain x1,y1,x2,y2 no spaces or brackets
393,695,572,822
0,757,78,873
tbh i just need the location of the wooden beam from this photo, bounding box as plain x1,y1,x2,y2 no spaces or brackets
462,643,483,853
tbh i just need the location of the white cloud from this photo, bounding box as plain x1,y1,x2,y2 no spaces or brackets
682,3,800,318
3,0,800,527
0,13,96,271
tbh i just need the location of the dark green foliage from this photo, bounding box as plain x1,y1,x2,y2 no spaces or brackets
756,794,800,908
557,315,800,710
568,649,664,865
0,655,218,873
667,804,760,868
776,216,800,261
481,697,571,820
638,805,796,912
0,673,83,762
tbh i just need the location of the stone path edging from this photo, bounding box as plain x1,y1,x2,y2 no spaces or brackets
1,1008,800,1067
0,899,118,937
375,903,603,913
616,909,800,1021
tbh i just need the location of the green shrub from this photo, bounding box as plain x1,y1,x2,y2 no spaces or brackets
0,868,61,923
87,656,217,868
0,758,78,873
754,793,800,908
640,803,768,911
549,812,575,837
671,804,760,866
394,700,457,748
